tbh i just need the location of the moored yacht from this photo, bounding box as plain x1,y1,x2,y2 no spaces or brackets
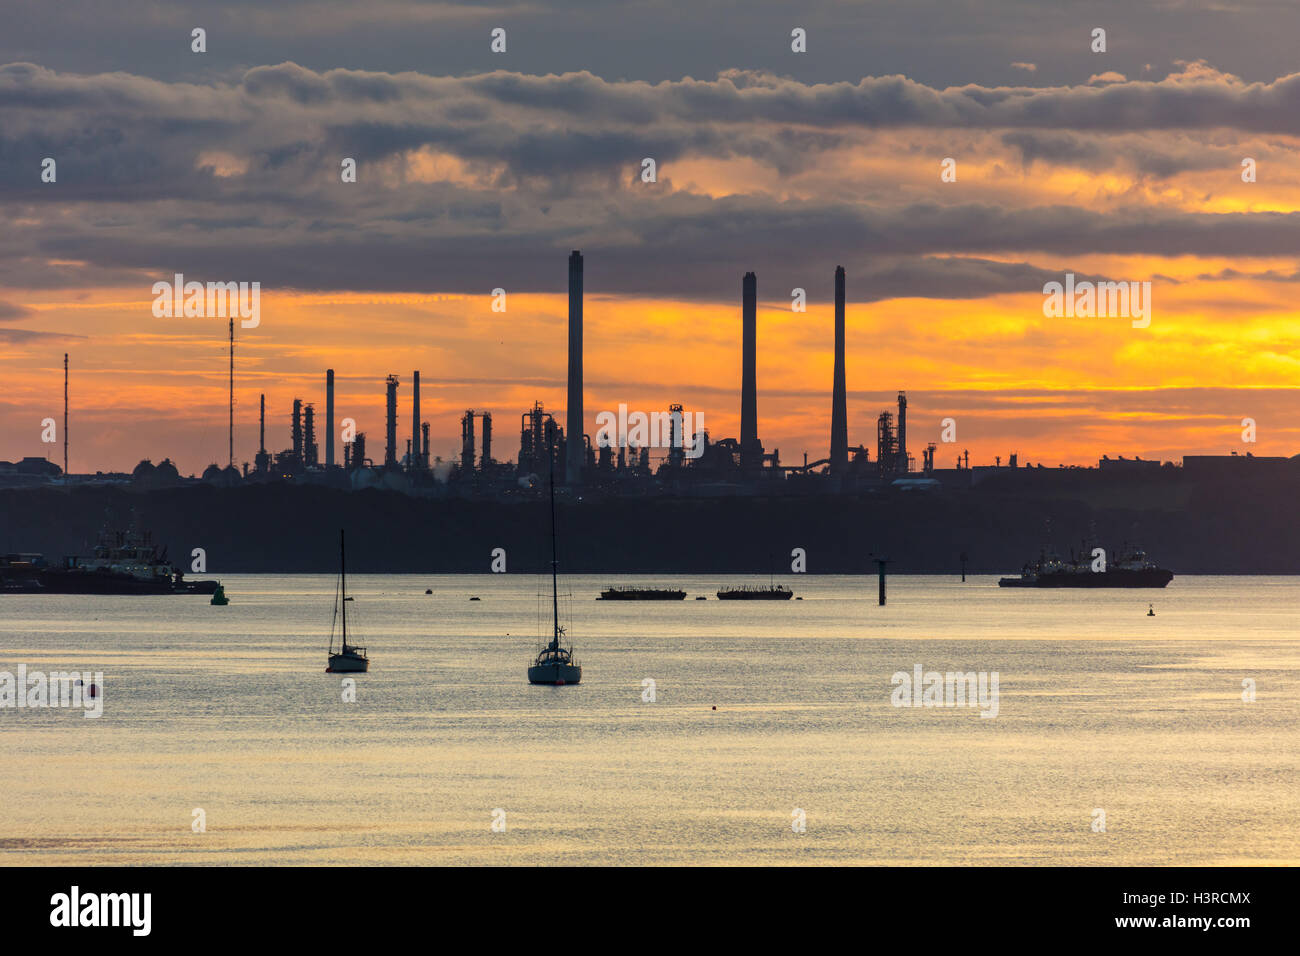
326,529,369,673
528,447,581,686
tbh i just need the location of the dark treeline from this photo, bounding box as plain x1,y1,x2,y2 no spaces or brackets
1,479,1298,574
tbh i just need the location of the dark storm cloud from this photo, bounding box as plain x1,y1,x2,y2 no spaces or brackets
3,61,1296,203
8,0,1300,90
1000,131,1247,177
11,191,1290,299
5,60,1300,297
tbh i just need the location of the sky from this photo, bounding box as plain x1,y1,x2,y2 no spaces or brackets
4,0,1300,474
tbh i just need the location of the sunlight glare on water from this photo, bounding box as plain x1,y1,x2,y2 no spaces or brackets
1,574,1297,865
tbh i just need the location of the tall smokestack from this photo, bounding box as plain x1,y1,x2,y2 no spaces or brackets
384,375,399,470
292,398,303,464
481,412,493,469
830,266,848,475
228,318,235,468
740,271,759,470
461,410,476,473
63,353,68,478
259,394,266,454
412,370,421,470
325,369,335,468
897,391,908,475
566,250,584,485
304,404,317,467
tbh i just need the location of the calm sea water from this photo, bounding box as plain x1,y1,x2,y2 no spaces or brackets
1,574,1297,866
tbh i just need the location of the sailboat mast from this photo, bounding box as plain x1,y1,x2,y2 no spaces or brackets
548,441,560,645
340,528,347,644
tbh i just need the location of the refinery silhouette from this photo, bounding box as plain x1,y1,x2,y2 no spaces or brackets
5,250,1289,498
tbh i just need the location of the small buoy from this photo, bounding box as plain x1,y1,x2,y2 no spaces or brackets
1147,604,1155,617
470,596,481,601
795,596,803,600
711,705,716,711
425,588,432,595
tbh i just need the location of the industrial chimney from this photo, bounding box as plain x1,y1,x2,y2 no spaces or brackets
304,404,318,468
740,271,760,471
384,375,399,470
255,393,270,475
566,250,584,485
63,353,68,478
897,391,908,475
830,266,848,475
412,370,421,471
461,410,476,473
325,369,335,468
292,398,303,465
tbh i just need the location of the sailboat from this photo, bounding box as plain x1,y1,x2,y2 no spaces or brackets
326,529,369,673
527,448,581,686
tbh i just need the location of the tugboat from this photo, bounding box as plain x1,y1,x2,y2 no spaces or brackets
3,520,219,595
598,586,687,600
326,529,368,673
998,544,1173,588
716,584,794,600
528,447,581,686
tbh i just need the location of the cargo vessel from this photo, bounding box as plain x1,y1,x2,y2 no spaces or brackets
598,587,687,600
998,546,1173,588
